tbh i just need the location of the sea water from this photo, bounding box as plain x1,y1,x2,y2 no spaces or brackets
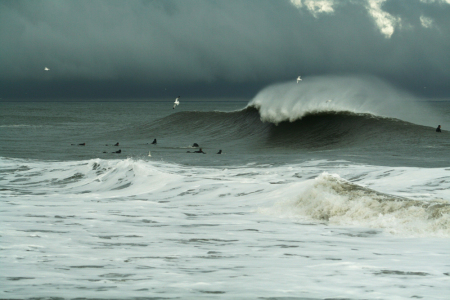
1,77,449,299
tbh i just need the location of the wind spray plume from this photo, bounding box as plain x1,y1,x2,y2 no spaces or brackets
249,75,443,127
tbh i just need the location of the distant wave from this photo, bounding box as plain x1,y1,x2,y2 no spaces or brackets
0,124,44,128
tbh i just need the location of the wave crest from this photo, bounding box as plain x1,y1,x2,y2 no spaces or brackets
248,75,440,126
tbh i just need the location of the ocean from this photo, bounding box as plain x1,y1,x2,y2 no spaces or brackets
1,77,449,299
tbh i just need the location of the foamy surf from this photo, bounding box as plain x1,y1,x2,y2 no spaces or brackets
2,156,450,299
259,172,450,238
2,157,449,237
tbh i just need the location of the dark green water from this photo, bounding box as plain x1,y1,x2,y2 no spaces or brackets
1,100,450,167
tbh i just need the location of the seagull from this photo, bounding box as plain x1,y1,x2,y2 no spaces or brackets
173,96,180,109
44,67,50,71
297,76,302,83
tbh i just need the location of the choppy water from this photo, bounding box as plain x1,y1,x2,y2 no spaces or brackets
1,77,450,299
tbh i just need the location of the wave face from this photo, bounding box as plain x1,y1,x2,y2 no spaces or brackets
248,75,443,126
136,102,447,166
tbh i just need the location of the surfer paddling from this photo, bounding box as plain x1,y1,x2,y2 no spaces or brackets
187,148,206,154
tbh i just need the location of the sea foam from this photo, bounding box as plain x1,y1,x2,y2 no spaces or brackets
2,156,449,238
259,172,450,237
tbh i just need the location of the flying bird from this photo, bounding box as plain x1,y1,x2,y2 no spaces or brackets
44,67,50,71
297,76,302,83
173,96,180,109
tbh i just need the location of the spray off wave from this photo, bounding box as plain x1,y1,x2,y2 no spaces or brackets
249,75,441,126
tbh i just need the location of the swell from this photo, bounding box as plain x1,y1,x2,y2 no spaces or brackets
128,107,271,147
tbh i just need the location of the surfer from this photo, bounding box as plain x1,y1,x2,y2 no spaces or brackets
194,148,206,154
217,150,222,154
151,139,157,144
112,149,121,154
187,148,206,154
436,125,441,132
71,143,85,146
192,143,199,147
114,142,119,146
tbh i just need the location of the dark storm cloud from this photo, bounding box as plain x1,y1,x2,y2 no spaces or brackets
0,0,449,98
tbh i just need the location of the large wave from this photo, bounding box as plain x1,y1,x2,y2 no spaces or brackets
137,105,440,153
248,75,443,126
113,76,447,158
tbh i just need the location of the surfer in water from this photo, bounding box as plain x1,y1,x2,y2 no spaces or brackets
114,142,119,146
194,148,206,154
151,139,157,144
436,125,441,132
112,149,121,154
217,150,222,154
187,148,206,154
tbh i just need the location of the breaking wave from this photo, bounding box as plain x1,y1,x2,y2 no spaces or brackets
248,75,442,126
260,173,450,238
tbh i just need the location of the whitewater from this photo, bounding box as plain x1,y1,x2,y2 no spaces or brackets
1,76,450,299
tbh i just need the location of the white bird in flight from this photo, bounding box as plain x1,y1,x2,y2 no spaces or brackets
173,96,180,109
297,76,302,83
44,67,50,71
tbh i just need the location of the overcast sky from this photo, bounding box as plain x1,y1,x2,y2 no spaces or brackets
1,0,449,99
